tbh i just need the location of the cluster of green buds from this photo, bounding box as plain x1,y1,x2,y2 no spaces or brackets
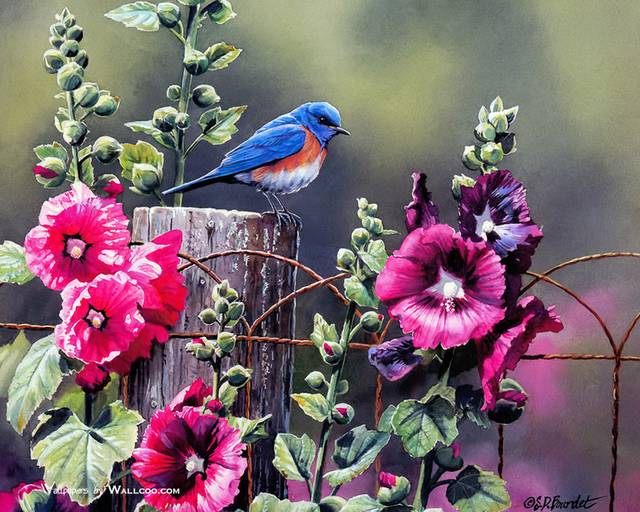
37,8,122,190
460,96,518,176
376,472,412,506
336,198,396,309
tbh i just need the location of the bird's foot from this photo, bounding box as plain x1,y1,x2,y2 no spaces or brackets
275,210,301,229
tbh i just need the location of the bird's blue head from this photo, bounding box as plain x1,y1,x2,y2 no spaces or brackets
291,102,350,146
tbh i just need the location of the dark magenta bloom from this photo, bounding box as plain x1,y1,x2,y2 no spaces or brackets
476,295,563,410
458,170,543,272
75,363,110,393
379,472,398,488
404,172,439,232
33,165,60,179
376,225,506,350
368,335,422,381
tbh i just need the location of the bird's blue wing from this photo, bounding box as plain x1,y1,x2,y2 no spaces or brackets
205,124,307,179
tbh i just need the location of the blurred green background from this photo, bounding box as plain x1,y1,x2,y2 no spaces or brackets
1,0,640,509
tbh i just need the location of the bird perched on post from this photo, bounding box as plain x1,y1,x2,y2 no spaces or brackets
163,102,350,215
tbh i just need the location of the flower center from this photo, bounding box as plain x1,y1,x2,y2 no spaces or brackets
429,271,465,313
65,238,87,260
442,280,461,299
481,220,495,235
474,205,495,241
86,309,106,330
185,455,206,478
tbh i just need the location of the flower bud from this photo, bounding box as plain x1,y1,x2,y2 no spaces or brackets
56,62,84,91
488,379,528,425
336,248,356,270
226,301,245,321
61,120,88,145
214,297,229,314
152,106,178,132
157,2,181,28
92,136,122,163
175,112,191,130
76,82,100,108
93,94,119,116
488,111,508,134
183,49,209,76
434,443,463,471
480,142,504,165
461,145,483,171
95,174,124,198
66,25,84,42
498,132,516,155
207,0,236,24
192,84,220,107
361,311,383,333
331,403,354,425
166,84,182,101
185,337,215,361
198,307,217,325
351,228,370,248
34,157,66,188
318,496,347,512
304,371,326,390
451,174,476,200
474,122,496,142
49,35,64,49
226,365,252,387
43,49,65,74
217,332,236,354
321,341,343,365
366,203,378,216
131,163,162,193
362,216,384,236
50,22,66,37
74,50,89,68
62,10,77,28
504,105,519,124
376,472,411,505
60,39,80,57
357,197,369,210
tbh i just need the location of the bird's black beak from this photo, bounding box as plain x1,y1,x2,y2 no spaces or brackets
333,126,351,136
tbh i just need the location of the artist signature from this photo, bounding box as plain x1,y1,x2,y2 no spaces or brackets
523,494,606,510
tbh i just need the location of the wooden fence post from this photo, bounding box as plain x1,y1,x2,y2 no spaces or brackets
122,207,300,510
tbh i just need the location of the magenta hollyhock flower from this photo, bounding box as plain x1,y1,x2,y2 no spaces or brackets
24,182,130,291
75,363,111,393
168,379,221,413
101,176,124,197
33,164,60,179
132,406,246,512
476,295,563,410
404,172,439,232
55,271,145,364
376,225,506,350
368,335,422,381
458,170,543,273
379,472,398,488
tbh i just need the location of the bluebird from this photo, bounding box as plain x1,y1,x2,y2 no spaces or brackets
163,102,350,214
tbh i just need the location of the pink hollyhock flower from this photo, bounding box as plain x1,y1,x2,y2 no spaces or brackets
101,176,124,198
168,379,222,414
132,406,246,512
75,363,111,393
33,164,60,179
379,472,398,488
24,182,130,291
376,224,506,350
476,296,563,410
55,271,145,364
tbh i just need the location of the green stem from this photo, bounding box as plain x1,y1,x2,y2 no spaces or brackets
311,301,357,503
109,468,131,486
65,91,82,184
212,357,221,400
173,4,201,207
84,391,94,425
153,188,167,206
413,453,434,510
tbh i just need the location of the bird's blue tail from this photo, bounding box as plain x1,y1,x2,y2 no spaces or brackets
162,174,220,195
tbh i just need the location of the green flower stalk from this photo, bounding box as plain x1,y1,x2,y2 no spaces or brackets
106,0,245,207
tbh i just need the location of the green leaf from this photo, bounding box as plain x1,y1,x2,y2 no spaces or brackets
118,140,165,181
34,142,68,162
0,331,31,397
377,405,396,433
177,0,205,5
198,106,246,145
310,313,339,348
391,389,458,458
291,393,330,422
357,239,388,274
54,108,70,133
219,381,237,409
250,493,319,512
229,415,271,443
54,374,120,418
272,433,315,481
325,425,390,487
7,334,69,434
341,495,383,512
105,2,160,32
344,276,379,308
69,146,94,186
446,465,510,512
456,385,489,429
207,0,236,24
31,402,143,506
204,42,242,70
125,121,176,149
0,241,35,285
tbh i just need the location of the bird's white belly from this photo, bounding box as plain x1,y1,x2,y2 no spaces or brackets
238,153,324,195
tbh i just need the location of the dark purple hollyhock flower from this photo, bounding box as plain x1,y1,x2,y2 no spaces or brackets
368,335,423,381
458,170,543,273
404,172,439,232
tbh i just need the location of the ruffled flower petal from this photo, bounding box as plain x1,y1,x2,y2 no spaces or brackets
404,172,439,232
368,335,423,381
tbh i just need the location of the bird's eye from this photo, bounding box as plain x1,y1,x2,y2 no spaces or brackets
319,116,327,124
